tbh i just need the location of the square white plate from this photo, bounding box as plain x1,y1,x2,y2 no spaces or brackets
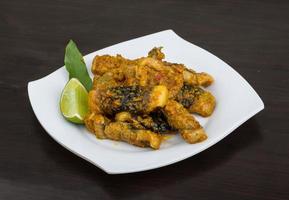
28,30,264,174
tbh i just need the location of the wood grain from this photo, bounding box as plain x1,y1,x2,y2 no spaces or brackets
0,0,288,199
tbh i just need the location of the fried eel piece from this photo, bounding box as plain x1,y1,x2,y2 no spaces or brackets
92,48,213,90
99,85,168,115
176,84,216,117
163,100,207,143
91,54,184,98
182,69,214,87
92,54,135,76
148,47,165,60
115,111,174,134
85,113,162,149
84,112,110,139
163,61,214,87
104,122,162,149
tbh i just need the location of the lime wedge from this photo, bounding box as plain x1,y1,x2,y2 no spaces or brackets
60,78,89,124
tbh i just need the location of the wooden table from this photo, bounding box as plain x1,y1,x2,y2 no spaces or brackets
0,0,288,199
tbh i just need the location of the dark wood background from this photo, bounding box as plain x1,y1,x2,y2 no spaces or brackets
0,0,288,199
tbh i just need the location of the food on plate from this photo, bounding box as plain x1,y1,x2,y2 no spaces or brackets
60,42,216,149
163,100,207,143
84,47,216,149
176,84,215,117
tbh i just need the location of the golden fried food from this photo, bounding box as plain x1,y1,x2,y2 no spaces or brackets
104,122,162,149
90,85,168,115
92,54,134,76
148,47,165,60
138,57,184,98
85,112,162,149
163,100,207,143
164,62,214,87
84,47,215,149
115,110,175,134
183,69,214,87
176,84,216,117
84,112,110,139
91,54,184,98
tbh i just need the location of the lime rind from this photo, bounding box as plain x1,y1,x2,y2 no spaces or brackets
60,78,89,124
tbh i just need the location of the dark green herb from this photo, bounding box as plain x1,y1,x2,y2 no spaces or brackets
102,86,145,114
136,109,174,134
64,40,92,91
176,84,204,108
149,109,173,133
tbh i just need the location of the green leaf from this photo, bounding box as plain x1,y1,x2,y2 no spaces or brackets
64,40,92,91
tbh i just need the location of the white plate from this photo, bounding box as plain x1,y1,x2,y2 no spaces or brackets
28,30,264,174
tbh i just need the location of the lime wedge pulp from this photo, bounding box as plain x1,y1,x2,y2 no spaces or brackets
60,78,89,124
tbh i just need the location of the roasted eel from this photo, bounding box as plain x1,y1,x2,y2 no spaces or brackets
84,47,215,149
176,84,216,117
